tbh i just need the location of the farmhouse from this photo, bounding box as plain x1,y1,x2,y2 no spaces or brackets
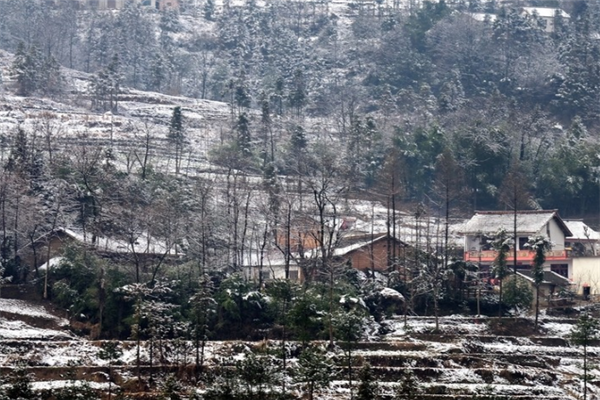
521,7,570,33
244,233,410,283
462,210,572,278
19,227,182,276
333,233,410,275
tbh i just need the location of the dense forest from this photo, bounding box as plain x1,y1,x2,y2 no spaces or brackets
3,0,600,213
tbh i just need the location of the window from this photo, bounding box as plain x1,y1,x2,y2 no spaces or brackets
107,0,116,8
551,264,568,278
260,271,270,281
289,270,299,281
518,237,528,250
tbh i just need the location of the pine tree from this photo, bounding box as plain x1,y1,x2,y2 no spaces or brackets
356,363,380,400
528,236,551,330
333,309,366,398
0,367,35,400
190,273,216,376
288,68,307,118
40,54,63,96
395,369,420,399
236,112,252,159
168,106,185,175
204,0,216,21
90,54,123,112
571,313,600,400
98,341,123,400
294,346,334,400
236,351,278,398
11,42,39,96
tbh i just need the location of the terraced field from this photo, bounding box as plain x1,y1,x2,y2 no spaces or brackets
1,296,597,400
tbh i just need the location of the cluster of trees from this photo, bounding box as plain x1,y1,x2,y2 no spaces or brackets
0,349,423,400
2,311,597,399
2,1,600,217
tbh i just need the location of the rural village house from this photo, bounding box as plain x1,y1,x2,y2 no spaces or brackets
521,7,570,33
245,233,410,283
19,227,182,276
461,210,573,278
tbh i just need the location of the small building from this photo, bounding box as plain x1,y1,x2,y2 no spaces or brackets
244,233,411,283
334,233,410,275
19,227,182,275
243,251,303,283
563,221,600,298
462,210,572,278
521,7,570,33
468,12,497,23
513,270,572,307
571,257,600,298
564,219,600,256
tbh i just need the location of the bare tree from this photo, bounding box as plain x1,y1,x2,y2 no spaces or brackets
499,162,533,274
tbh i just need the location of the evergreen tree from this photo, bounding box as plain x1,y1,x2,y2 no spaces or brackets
237,351,278,398
0,367,34,400
236,112,252,159
502,275,533,312
158,375,182,400
555,14,600,121
294,346,334,400
10,42,41,96
288,68,307,118
204,0,216,21
528,235,551,330
168,106,186,175
40,54,63,96
98,341,123,400
90,54,123,112
234,74,251,114
571,313,600,400
190,273,216,375
333,309,366,398
395,369,420,399
356,363,380,400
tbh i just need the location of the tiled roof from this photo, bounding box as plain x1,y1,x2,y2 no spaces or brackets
564,220,600,241
517,270,571,286
461,210,572,237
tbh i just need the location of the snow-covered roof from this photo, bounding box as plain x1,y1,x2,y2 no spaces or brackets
334,233,403,257
522,7,570,19
461,210,572,237
38,257,64,271
516,270,572,286
58,227,180,256
564,220,600,241
241,250,296,268
469,12,497,22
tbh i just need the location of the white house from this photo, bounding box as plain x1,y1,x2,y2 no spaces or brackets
521,7,570,33
461,210,572,277
243,250,302,283
563,220,600,298
564,219,600,256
